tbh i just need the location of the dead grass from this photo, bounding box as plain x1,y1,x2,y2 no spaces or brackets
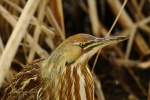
0,0,149,99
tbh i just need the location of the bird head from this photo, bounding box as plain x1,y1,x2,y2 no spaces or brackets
42,34,128,77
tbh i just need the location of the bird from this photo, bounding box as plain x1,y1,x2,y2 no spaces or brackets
1,33,128,100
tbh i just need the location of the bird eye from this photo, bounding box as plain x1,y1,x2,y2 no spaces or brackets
79,43,84,48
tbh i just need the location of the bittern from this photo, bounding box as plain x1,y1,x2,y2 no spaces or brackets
2,34,128,100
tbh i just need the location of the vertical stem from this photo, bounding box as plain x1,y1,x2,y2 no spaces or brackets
0,0,39,87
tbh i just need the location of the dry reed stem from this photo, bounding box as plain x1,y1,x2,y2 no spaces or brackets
134,16,150,27
40,25,55,38
13,59,25,68
45,37,55,50
138,25,150,35
114,58,150,69
92,0,128,73
26,34,49,58
107,0,133,28
87,0,101,37
93,73,105,100
0,5,49,58
79,1,89,14
107,0,149,57
3,0,22,12
30,18,55,37
138,0,145,11
28,0,49,62
4,0,64,55
137,60,150,69
131,0,145,19
46,7,65,40
0,36,4,55
120,16,150,36
135,33,149,56
114,46,126,58
1,68,14,88
114,59,138,67
52,0,65,37
107,0,128,37
88,0,129,99
125,26,137,59
3,0,55,37
0,0,40,87
94,22,126,58
1,0,49,85
0,6,16,26
137,0,145,18
78,1,106,37
107,0,148,96
0,0,149,99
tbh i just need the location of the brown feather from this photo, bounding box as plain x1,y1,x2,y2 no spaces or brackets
2,59,44,100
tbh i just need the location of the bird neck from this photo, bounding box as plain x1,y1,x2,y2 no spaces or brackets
41,49,66,76
41,55,94,100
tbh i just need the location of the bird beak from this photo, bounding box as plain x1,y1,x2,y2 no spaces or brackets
83,36,128,50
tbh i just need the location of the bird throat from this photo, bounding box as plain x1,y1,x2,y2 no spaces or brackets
41,60,94,100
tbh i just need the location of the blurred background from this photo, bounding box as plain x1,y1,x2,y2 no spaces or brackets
0,0,150,100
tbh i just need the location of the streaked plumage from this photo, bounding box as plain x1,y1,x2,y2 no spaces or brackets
2,34,128,100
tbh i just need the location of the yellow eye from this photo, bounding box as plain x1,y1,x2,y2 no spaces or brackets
79,43,84,48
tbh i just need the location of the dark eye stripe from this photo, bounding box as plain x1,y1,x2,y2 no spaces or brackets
65,60,75,67
79,41,95,48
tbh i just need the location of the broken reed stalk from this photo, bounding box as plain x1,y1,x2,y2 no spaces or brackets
0,5,49,58
92,0,127,72
92,1,128,99
107,0,149,96
92,0,128,73
3,0,55,37
115,58,150,69
28,0,49,62
0,0,40,87
46,7,65,40
49,0,66,37
107,0,149,57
